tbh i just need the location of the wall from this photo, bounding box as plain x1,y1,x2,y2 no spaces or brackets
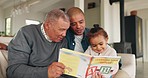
125,0,148,15
84,0,100,28
0,7,4,31
144,20,148,62
3,7,45,35
85,0,121,43
100,0,120,43
11,12,44,35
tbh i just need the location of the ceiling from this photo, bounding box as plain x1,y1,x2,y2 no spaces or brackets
0,0,74,13
0,0,147,13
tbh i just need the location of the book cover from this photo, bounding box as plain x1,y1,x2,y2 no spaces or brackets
86,56,120,78
58,48,121,78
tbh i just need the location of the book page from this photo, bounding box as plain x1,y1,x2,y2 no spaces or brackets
58,48,92,78
86,56,121,78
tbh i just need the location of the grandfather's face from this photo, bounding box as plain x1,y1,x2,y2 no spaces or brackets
46,18,70,42
70,13,85,35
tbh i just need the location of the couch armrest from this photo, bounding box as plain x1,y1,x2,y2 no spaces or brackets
0,50,8,78
0,37,13,45
117,53,136,78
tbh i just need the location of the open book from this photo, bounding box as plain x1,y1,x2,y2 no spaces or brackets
58,48,121,78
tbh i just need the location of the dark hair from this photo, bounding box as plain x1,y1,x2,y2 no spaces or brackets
67,7,84,17
87,24,108,42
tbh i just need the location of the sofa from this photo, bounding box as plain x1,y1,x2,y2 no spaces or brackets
0,37,136,78
0,37,13,78
117,53,136,78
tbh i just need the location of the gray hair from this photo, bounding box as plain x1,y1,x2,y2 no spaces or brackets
44,9,69,24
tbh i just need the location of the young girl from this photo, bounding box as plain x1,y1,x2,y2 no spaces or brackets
85,25,118,78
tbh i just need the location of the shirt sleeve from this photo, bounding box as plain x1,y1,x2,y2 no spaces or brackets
7,29,48,78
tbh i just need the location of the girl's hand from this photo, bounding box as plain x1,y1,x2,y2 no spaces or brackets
92,72,102,78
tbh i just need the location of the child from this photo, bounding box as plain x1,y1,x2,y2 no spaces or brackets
85,25,118,78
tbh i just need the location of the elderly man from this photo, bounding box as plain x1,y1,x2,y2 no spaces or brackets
7,9,70,78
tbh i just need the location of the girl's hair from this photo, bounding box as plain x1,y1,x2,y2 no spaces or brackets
87,24,108,42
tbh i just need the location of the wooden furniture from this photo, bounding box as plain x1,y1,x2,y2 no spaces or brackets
125,15,143,58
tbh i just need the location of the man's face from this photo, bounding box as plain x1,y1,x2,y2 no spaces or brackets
46,18,70,42
70,13,85,35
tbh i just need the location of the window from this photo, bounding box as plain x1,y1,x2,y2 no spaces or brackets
26,20,40,25
5,17,12,36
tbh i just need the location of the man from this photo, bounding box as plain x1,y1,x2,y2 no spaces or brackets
7,9,70,78
66,7,89,53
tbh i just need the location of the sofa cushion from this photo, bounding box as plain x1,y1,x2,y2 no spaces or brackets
118,53,136,78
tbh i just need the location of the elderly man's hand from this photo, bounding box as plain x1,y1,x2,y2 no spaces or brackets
48,62,65,78
0,43,7,50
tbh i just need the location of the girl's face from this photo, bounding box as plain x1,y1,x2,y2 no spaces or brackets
90,35,108,53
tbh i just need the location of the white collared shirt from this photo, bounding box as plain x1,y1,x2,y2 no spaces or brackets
41,24,52,42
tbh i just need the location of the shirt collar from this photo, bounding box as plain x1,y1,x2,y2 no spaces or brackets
41,24,52,42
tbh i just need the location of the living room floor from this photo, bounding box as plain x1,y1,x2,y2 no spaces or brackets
136,58,148,78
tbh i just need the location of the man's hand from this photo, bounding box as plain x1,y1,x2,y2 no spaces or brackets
48,62,65,78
